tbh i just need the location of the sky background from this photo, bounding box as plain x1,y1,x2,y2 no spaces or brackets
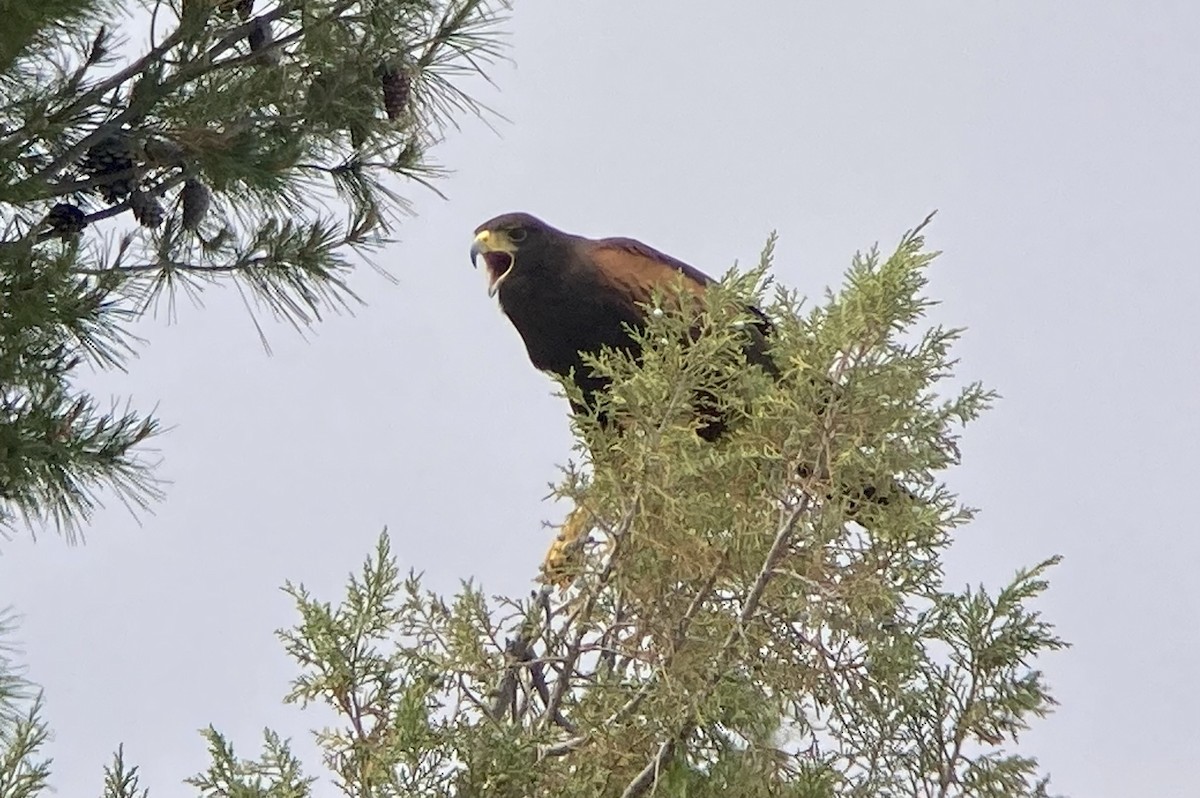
4,2,1200,796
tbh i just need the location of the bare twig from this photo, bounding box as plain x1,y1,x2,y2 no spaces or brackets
486,584,554,721
733,497,811,632
620,738,680,798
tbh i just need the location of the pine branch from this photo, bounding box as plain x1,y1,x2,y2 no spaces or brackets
1,0,509,538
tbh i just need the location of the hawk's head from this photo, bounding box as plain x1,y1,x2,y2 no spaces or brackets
469,212,562,298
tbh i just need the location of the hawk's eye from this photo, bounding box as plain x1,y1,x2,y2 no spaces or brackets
508,227,528,243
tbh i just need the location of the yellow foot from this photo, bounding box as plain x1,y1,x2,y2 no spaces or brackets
540,506,590,588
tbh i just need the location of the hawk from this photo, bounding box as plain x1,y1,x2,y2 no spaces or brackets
469,212,906,582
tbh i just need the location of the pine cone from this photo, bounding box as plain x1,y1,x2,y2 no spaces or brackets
128,190,164,229
247,17,278,64
46,203,87,236
377,62,412,122
81,134,136,204
180,179,211,231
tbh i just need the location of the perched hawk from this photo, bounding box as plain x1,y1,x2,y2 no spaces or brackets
469,212,906,581
470,211,774,441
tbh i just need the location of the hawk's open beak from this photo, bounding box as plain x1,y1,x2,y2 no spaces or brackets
470,229,516,298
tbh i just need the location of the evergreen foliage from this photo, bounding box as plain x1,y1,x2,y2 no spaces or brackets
0,0,507,538
8,221,1064,797
251,222,1061,796
0,4,1064,794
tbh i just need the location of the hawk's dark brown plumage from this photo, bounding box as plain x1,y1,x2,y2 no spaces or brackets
470,212,772,440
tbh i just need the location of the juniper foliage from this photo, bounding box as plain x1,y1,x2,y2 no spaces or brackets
251,221,1064,796
47,220,1058,798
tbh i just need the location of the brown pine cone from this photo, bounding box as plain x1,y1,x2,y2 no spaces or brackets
180,179,211,231
128,190,164,228
377,61,412,122
46,203,87,236
81,134,137,204
247,17,278,64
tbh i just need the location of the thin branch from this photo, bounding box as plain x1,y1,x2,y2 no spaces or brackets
936,615,986,798
537,488,643,732
620,738,679,798
614,497,813,796
603,555,729,729
486,583,553,721
733,496,812,632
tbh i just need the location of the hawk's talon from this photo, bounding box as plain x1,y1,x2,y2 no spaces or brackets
540,507,590,588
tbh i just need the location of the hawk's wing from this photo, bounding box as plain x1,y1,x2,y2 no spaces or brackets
581,236,777,374
583,237,713,306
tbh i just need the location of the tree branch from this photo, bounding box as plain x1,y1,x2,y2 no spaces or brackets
616,496,813,796
619,738,680,798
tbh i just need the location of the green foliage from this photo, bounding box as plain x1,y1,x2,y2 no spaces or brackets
0,0,508,538
176,220,1056,797
0,609,51,798
0,214,1065,795
0,238,160,537
0,694,51,798
187,728,313,798
101,746,150,798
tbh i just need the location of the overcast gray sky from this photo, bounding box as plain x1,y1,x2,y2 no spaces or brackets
4,2,1199,796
